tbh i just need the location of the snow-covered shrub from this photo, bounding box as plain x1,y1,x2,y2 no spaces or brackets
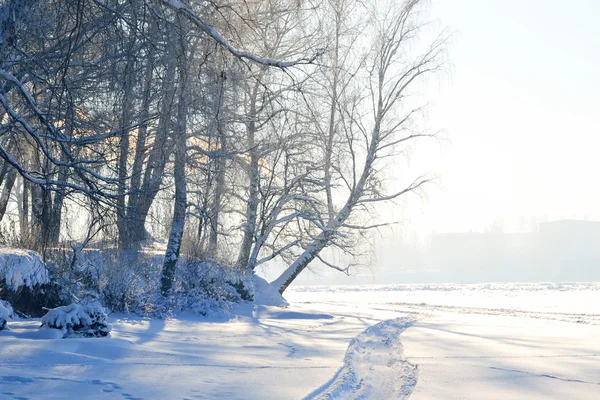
144,260,251,318
43,245,252,318
41,303,111,338
0,247,50,291
46,248,163,315
0,300,14,330
0,247,55,317
101,250,162,313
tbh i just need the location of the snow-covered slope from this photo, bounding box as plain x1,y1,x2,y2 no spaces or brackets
0,306,377,399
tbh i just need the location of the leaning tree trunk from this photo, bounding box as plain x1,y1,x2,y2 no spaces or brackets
271,122,380,294
270,198,357,294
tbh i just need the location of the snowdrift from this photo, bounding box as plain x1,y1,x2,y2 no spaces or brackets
253,275,289,307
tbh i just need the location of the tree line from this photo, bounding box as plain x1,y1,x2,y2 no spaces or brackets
0,0,447,294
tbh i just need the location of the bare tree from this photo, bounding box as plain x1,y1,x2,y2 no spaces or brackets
272,0,447,293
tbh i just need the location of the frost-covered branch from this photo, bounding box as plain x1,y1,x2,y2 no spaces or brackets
162,0,323,68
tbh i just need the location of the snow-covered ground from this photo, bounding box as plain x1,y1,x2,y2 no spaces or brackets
1,282,599,399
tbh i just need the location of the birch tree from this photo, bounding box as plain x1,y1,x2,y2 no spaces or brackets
160,15,189,295
272,0,448,293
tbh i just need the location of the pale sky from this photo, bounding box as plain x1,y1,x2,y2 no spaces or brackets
402,0,600,236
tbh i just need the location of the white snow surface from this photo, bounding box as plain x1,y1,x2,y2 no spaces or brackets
0,246,50,290
253,275,289,307
0,281,599,399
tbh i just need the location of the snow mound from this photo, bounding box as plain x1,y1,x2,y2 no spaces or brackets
41,303,112,338
307,317,416,400
0,246,50,291
253,275,289,307
0,300,13,330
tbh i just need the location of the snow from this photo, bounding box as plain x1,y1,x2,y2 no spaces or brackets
402,313,600,399
0,246,50,291
308,317,417,399
0,282,599,399
289,282,600,399
253,275,289,307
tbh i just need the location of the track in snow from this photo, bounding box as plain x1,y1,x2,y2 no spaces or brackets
306,317,416,400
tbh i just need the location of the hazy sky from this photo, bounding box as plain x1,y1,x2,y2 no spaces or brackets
397,0,600,236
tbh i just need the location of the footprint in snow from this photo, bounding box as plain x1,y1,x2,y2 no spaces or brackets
122,393,144,400
278,342,298,357
0,376,34,384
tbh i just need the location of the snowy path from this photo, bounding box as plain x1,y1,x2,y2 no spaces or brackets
306,317,416,400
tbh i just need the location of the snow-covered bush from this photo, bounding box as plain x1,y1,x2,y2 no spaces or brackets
0,300,14,330
47,248,162,315
144,260,251,318
0,247,55,317
101,251,162,313
0,247,50,291
44,245,253,318
41,303,111,338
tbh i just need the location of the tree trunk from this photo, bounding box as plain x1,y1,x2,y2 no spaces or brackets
324,6,342,222
123,29,177,248
19,178,29,240
272,126,380,294
30,183,52,249
0,167,17,223
48,191,64,245
129,35,155,212
117,25,138,249
236,80,261,269
161,16,188,296
270,231,333,294
236,149,259,268
207,73,227,259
